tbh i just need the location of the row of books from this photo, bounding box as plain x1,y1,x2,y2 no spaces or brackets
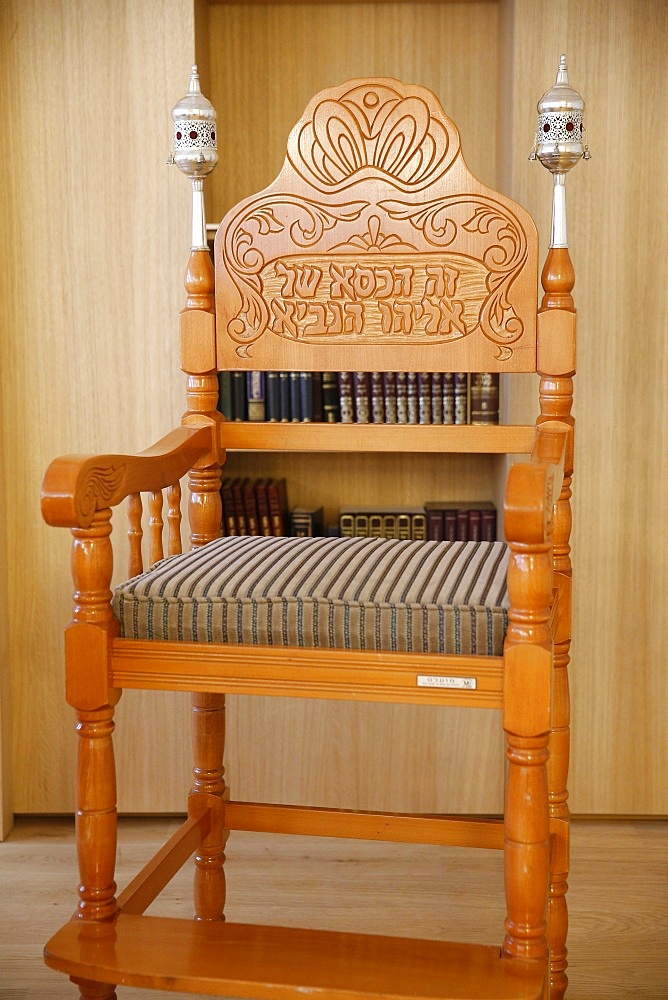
220,479,496,543
218,371,499,425
221,477,289,538
338,502,497,542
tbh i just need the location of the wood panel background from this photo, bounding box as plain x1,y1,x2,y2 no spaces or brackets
0,0,665,823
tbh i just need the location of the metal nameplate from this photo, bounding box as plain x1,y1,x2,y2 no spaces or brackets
417,675,477,690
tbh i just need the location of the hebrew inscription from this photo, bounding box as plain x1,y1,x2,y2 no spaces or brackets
262,254,487,344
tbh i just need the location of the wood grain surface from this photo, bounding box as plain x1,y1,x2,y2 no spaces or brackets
1,0,666,819
0,817,665,998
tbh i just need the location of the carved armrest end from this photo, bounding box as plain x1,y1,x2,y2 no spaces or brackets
41,426,211,529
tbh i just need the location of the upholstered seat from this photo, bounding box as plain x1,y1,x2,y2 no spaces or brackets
113,536,509,656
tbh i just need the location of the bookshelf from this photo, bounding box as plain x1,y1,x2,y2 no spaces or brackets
220,422,535,454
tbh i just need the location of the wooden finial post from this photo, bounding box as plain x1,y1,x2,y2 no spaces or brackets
536,245,576,1000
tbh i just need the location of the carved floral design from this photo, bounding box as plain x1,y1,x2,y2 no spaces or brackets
332,214,417,254
292,83,458,193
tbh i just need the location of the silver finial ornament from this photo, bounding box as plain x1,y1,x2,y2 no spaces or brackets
167,66,218,250
530,55,589,248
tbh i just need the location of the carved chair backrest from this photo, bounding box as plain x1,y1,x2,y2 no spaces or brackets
215,78,538,376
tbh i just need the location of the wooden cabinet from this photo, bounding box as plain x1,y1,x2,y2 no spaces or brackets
2,0,667,823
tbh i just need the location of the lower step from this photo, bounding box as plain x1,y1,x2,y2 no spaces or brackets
45,914,545,999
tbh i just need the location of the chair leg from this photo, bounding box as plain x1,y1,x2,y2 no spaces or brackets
72,978,117,1000
191,692,228,921
548,647,571,998
503,732,550,964
71,704,119,999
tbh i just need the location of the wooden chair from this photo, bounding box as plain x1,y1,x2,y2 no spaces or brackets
42,72,582,1000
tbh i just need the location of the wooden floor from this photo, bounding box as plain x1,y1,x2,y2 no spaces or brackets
0,817,666,999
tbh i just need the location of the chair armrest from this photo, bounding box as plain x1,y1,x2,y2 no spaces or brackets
504,420,569,545
41,426,211,529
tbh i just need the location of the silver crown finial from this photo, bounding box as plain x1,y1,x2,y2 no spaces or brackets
530,56,589,248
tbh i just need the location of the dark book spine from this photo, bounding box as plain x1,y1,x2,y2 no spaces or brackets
242,479,260,535
265,372,281,421
299,372,314,422
382,372,397,423
221,478,237,536
312,372,324,422
370,372,385,423
456,509,469,541
322,372,340,422
338,372,355,423
246,371,265,421
266,478,288,536
254,480,273,536
470,373,500,425
454,373,469,425
353,371,371,423
289,371,302,422
231,372,247,421
406,372,419,424
442,372,455,424
426,508,444,542
278,371,290,421
231,478,248,535
444,509,457,542
417,372,432,424
468,509,482,542
218,371,233,420
290,507,324,537
431,372,444,424
481,509,497,541
396,371,408,423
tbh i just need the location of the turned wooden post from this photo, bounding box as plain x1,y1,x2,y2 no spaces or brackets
68,506,121,1000
537,246,576,999
181,246,228,920
190,693,228,921
182,247,223,548
503,466,554,968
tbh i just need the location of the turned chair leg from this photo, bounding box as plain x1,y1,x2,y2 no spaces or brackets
191,692,229,921
72,978,117,1000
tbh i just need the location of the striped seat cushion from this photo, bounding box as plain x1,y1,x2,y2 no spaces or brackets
113,536,510,656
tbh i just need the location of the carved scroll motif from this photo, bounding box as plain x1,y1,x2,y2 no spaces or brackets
76,462,127,527
379,196,528,359
223,195,368,354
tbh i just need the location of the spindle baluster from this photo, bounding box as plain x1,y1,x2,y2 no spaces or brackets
148,491,164,566
127,493,144,577
167,482,183,557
